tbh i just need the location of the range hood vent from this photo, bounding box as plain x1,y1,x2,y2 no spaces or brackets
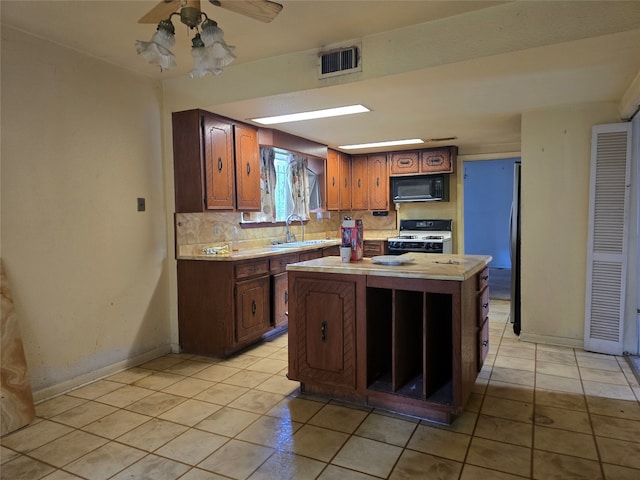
318,44,361,78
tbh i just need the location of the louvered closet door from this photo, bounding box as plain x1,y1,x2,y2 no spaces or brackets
584,123,632,355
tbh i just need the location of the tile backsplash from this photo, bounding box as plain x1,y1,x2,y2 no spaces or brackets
175,211,397,247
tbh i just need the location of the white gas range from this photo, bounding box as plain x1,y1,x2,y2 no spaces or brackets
387,219,453,255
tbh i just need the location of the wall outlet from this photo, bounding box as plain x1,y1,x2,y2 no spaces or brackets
137,198,145,212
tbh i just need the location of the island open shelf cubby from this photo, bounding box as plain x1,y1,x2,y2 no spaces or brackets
286,253,490,424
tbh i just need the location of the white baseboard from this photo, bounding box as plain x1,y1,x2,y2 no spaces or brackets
33,344,172,403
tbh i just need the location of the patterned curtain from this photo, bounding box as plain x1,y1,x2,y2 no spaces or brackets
286,153,310,219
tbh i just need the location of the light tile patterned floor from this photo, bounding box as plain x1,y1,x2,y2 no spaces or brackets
2,300,639,479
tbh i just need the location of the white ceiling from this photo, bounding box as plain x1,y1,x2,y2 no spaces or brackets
2,0,640,155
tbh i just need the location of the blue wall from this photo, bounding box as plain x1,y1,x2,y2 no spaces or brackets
463,158,519,268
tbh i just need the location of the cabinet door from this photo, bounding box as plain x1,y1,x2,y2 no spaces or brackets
351,155,368,210
203,114,235,209
326,149,341,210
367,153,389,210
235,276,270,344
390,151,419,175
272,272,289,328
293,277,356,388
420,147,454,174
339,152,352,210
234,124,261,211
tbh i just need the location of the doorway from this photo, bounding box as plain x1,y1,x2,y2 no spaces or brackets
463,158,520,300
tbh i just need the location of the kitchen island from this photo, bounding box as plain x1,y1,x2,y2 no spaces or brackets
286,253,491,424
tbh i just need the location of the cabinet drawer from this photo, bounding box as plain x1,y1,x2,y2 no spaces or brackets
235,259,269,279
323,245,340,257
363,240,386,257
299,249,323,262
478,287,490,326
478,318,489,372
477,267,489,291
390,151,419,175
269,253,299,274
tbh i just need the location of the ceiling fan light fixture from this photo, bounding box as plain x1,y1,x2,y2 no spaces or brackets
189,18,236,77
135,18,177,71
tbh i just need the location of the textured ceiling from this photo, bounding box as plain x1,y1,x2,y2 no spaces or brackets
2,1,640,155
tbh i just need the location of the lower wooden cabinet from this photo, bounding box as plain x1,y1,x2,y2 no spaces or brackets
235,276,270,344
288,274,358,389
272,272,289,328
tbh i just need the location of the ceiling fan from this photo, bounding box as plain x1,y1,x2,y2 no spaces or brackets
138,0,283,26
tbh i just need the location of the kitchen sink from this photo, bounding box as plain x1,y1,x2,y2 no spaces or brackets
271,239,337,248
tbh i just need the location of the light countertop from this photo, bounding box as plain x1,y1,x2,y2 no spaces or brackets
286,253,492,281
177,231,396,261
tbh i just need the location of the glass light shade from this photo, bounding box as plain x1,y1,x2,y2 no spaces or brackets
189,19,235,77
135,20,176,71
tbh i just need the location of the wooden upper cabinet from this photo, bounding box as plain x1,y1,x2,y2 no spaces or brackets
420,146,456,174
351,155,368,210
326,149,340,210
327,149,351,211
390,151,419,175
367,153,389,211
234,123,261,211
203,114,235,210
339,152,351,210
172,109,212,212
390,147,457,176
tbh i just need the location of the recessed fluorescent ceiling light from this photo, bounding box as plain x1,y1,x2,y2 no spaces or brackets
339,139,424,150
252,104,369,125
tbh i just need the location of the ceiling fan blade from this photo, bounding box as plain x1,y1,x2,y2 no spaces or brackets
138,0,182,24
210,0,283,23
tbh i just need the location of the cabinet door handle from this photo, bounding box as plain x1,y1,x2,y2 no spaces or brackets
376,177,380,187
344,178,348,188
321,321,327,342
483,302,489,308
332,176,336,187
246,162,251,176
284,290,288,304
252,300,257,315
218,157,223,172
357,179,361,188
481,274,489,281
482,340,489,347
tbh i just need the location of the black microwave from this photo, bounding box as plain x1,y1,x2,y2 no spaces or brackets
391,174,449,203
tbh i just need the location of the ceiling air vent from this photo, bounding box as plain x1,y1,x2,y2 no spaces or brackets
318,44,361,79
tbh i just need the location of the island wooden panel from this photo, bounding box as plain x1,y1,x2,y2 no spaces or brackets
287,254,489,424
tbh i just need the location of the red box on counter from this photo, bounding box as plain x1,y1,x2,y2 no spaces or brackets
341,219,363,261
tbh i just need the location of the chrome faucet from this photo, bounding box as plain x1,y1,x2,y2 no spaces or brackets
285,213,305,243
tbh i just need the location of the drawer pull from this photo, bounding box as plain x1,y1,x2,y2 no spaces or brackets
482,340,489,347
321,321,327,342
481,274,489,280
483,303,489,309
399,159,411,165
252,300,256,315
217,157,223,172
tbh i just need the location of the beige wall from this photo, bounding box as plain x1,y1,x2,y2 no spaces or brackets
519,102,621,347
0,27,171,400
